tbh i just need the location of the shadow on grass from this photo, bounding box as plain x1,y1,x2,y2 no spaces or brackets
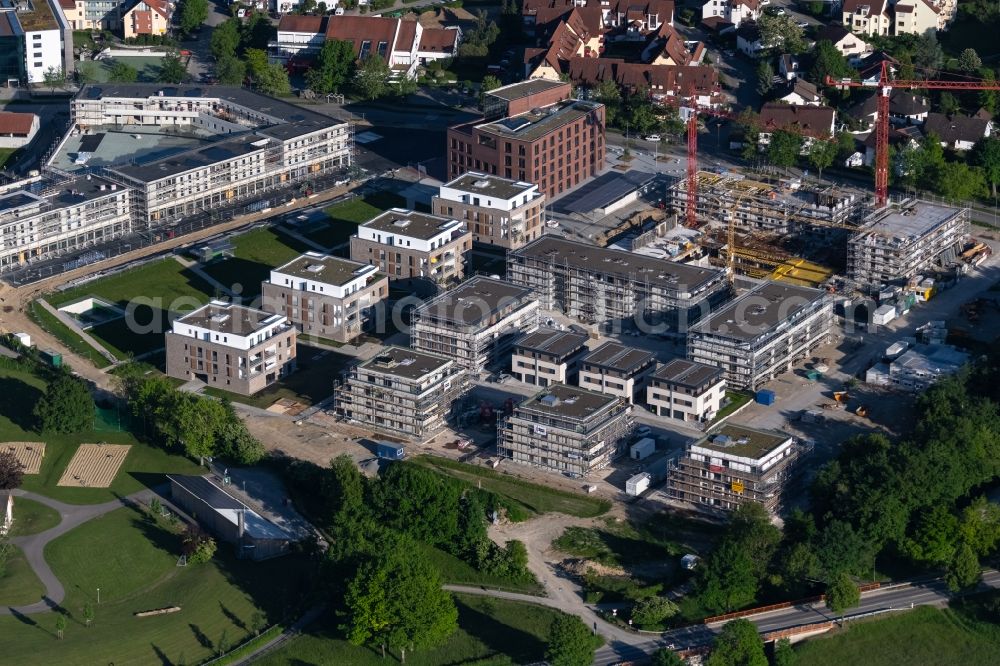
0,375,43,432
220,602,247,631
189,623,214,651
451,597,547,665
199,258,270,301
151,643,173,666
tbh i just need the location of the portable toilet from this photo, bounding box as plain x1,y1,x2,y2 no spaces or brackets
755,389,776,406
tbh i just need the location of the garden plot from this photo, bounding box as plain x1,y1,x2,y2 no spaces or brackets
2,442,45,474
58,443,131,488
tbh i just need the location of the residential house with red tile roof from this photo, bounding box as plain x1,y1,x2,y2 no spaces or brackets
60,0,122,31
123,0,171,39
0,111,39,148
892,0,938,35
757,102,836,152
701,0,759,29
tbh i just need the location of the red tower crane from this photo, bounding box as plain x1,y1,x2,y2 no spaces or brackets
829,61,1000,207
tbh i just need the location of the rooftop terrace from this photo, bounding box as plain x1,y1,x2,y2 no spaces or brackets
695,424,791,460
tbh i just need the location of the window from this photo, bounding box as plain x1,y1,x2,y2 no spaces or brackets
377,41,388,59
359,40,372,60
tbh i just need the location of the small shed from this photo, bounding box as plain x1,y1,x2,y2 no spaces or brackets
625,472,651,496
872,304,896,326
755,389,776,406
13,332,31,348
630,437,655,460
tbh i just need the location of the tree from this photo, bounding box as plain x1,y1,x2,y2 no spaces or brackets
354,55,390,100
210,18,241,60
904,505,960,565
699,540,760,613
810,41,853,88
631,596,679,627
55,613,66,639
958,496,1000,556
825,572,860,614
372,463,461,547
34,375,93,434
756,60,774,97
706,619,767,666
773,638,796,666
109,61,139,83
158,54,187,84
0,450,23,492
651,648,685,666
216,56,246,86
305,39,355,94
936,161,987,201
82,602,95,628
914,31,944,73
42,66,65,92
179,0,209,35
807,139,837,180
545,613,601,666
814,520,872,580
594,79,622,126
946,542,981,591
971,137,1000,196
77,61,99,84
481,74,502,94
182,526,217,564
756,14,806,54
836,132,857,160
767,130,803,171
342,536,458,660
938,91,961,116
959,48,982,73
299,0,317,12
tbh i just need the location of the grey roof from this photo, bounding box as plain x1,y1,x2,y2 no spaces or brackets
176,302,284,336
924,113,990,145
168,475,290,540
113,134,274,183
486,79,567,102
415,276,535,327
361,208,464,240
689,281,827,342
553,170,656,215
652,358,724,388
694,424,791,459
477,100,604,143
582,342,655,374
515,328,588,359
513,236,724,294
443,172,539,202
359,346,455,380
857,200,964,241
518,383,620,421
273,252,374,287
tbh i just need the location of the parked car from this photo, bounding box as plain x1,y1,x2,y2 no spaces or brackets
645,134,661,142
797,20,808,27
635,425,652,437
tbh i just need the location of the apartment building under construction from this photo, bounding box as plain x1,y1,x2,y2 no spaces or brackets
507,236,728,330
497,383,633,476
687,281,833,390
667,424,804,513
337,346,468,439
847,200,969,287
666,171,864,234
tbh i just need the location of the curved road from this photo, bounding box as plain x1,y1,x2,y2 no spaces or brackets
4,488,157,615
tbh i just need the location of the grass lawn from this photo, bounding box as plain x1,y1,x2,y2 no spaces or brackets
0,147,17,168
9,497,61,536
553,517,685,568
201,227,310,299
0,505,313,665
28,301,111,369
419,543,543,594
412,456,611,518
257,594,564,666
710,391,753,424
204,343,352,409
0,364,204,504
46,258,216,361
0,546,46,606
794,603,1000,666
302,191,407,248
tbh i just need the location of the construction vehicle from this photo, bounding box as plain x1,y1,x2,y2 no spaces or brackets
833,391,849,403
855,405,869,418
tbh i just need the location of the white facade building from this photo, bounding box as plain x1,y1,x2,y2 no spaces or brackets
646,358,726,423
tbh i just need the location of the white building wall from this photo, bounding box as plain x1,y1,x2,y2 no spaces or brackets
24,29,63,84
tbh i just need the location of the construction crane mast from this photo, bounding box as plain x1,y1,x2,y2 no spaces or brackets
829,61,1000,207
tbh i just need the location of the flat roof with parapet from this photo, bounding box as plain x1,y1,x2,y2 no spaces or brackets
361,208,463,240
358,346,455,381
513,236,724,294
515,328,588,358
486,79,567,102
689,281,827,342
652,358,724,388
553,170,656,215
415,276,535,327
114,134,273,183
443,172,538,202
477,100,603,143
857,200,964,241
168,475,290,540
583,342,655,374
176,301,284,336
518,383,620,421
273,252,374,286
695,424,791,459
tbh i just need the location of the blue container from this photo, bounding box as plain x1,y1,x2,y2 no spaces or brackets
755,389,776,406
376,442,405,460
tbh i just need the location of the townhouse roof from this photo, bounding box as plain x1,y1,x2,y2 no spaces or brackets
518,383,621,422
759,102,835,138
129,0,171,20
780,78,821,104
645,22,690,65
277,14,326,33
842,0,888,14
566,57,718,96
815,23,852,44
689,281,827,342
418,27,459,53
359,346,455,380
176,302,284,336
396,19,417,51
652,358,724,389
924,113,991,145
272,252,375,287
325,16,401,61
565,5,602,38
515,328,589,358
0,112,36,136
442,171,539,201
361,208,463,240
58,0,74,9
582,341,656,374
522,0,574,15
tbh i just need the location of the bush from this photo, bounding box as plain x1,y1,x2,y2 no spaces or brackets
631,596,680,628
182,526,217,564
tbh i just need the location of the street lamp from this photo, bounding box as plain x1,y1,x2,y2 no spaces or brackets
97,587,101,604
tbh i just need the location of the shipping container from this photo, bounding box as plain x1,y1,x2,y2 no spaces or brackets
872,304,896,326
755,389,776,405
625,472,651,496
630,437,656,460
376,442,405,460
40,350,62,367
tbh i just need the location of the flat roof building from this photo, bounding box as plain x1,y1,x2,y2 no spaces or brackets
165,300,297,395
498,383,633,476
411,276,540,372
578,341,656,404
337,346,468,439
687,281,832,390
261,252,388,343
848,200,969,287
511,327,589,387
433,172,546,249
646,358,726,423
350,208,472,286
447,81,605,198
667,424,803,512
507,236,729,331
